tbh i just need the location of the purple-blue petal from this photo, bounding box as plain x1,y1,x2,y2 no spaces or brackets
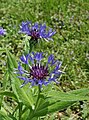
17,76,29,81
20,54,29,64
54,61,62,71
0,27,6,35
29,55,34,64
20,80,30,88
32,23,39,30
30,78,37,86
19,21,56,40
48,76,56,82
48,29,56,37
38,80,43,85
20,21,31,35
34,52,43,61
15,52,63,88
43,81,49,85
18,62,24,75
39,24,46,33
48,54,54,64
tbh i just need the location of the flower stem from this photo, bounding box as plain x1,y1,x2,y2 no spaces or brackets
19,102,22,120
35,85,41,109
29,38,37,53
28,85,41,120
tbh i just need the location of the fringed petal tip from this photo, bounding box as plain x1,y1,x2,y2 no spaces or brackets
14,52,63,88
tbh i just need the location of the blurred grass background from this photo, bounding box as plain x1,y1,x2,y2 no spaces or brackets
0,0,89,119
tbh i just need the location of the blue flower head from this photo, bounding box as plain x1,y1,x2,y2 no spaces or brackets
0,27,6,36
20,21,56,41
15,52,63,88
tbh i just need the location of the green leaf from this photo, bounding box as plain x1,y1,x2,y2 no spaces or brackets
21,108,30,120
0,110,13,120
33,88,89,117
10,73,34,109
47,88,89,101
6,49,17,70
2,70,10,90
0,96,3,109
68,88,89,96
34,101,75,117
0,91,17,102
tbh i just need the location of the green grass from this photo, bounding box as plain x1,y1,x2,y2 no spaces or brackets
0,0,89,119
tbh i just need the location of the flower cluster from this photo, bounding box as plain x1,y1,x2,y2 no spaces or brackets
0,27,6,36
20,21,56,41
15,52,63,87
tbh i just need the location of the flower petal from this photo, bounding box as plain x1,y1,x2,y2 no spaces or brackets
20,54,29,64
0,27,6,35
18,62,24,75
32,23,39,30
20,21,31,35
34,52,43,62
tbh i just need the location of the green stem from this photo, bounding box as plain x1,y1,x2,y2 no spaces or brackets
35,85,41,110
29,40,32,53
19,102,22,120
29,38,37,53
27,85,41,120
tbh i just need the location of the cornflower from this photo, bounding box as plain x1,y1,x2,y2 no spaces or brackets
20,21,56,41
15,52,63,88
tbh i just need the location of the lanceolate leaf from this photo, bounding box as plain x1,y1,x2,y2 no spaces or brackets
6,49,17,70
11,73,34,109
0,110,13,120
68,88,89,96
2,70,10,90
34,101,75,117
0,91,17,102
33,88,89,117
47,89,89,101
